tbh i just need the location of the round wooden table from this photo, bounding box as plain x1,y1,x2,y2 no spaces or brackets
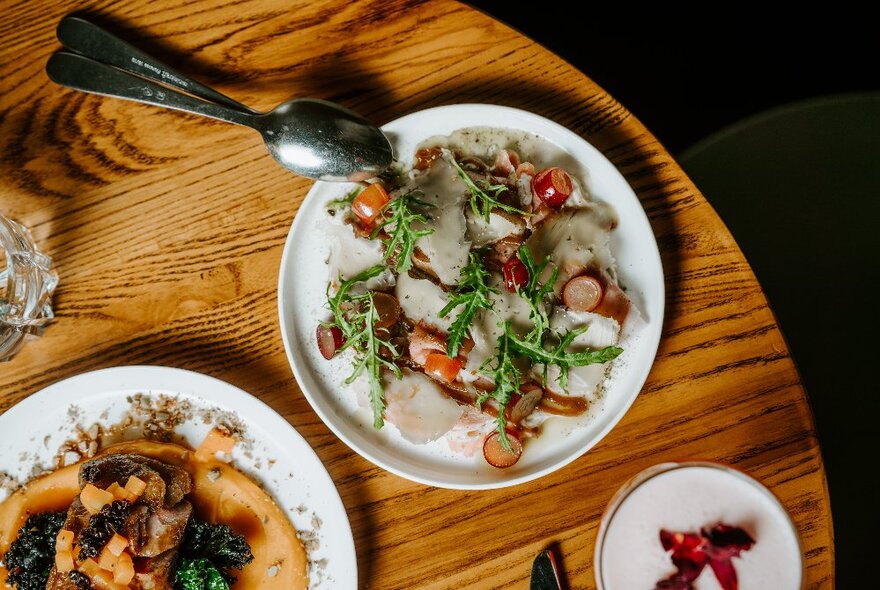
0,1,834,587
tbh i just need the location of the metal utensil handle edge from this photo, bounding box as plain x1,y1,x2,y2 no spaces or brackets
46,52,256,128
57,16,257,114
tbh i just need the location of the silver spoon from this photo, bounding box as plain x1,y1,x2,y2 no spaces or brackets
46,56,391,182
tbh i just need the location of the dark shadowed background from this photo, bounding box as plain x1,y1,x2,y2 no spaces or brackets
466,5,880,586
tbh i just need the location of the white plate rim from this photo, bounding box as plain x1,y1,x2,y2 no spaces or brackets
278,103,665,490
0,365,358,589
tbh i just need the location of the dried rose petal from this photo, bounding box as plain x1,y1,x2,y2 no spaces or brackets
671,551,709,579
656,524,754,590
708,558,739,590
660,530,704,553
703,523,756,561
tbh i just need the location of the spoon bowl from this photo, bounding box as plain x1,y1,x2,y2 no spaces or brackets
258,99,393,182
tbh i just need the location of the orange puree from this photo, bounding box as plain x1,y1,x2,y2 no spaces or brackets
0,440,308,589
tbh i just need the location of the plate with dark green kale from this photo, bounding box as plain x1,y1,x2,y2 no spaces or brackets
0,366,356,589
278,104,664,489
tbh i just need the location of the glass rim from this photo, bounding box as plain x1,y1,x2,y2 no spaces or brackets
593,460,805,590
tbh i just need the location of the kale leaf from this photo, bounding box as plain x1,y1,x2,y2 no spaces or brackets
181,520,254,572
174,558,229,590
3,512,65,590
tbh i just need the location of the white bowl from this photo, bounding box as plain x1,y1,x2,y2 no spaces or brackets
278,104,664,489
0,366,357,589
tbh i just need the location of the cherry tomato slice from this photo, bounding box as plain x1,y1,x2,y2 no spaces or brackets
562,274,604,312
424,352,462,383
532,167,573,208
502,258,528,292
316,324,344,360
483,430,523,468
351,183,390,224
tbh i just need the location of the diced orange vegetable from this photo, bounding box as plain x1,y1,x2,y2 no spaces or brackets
197,428,236,458
55,550,75,573
111,485,136,502
351,183,390,224
106,533,129,557
98,545,118,571
79,558,101,577
106,481,136,501
56,529,75,552
81,484,114,514
113,552,135,585
424,353,462,383
92,570,128,590
124,475,147,497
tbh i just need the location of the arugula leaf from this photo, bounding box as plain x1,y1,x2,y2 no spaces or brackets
438,250,497,357
510,328,623,390
372,191,434,273
326,187,360,211
447,153,525,221
326,265,401,429
479,321,521,451
326,265,386,339
342,291,402,428
515,245,558,339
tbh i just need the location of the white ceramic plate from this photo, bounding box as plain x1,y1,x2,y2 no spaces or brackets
0,366,356,589
278,104,664,489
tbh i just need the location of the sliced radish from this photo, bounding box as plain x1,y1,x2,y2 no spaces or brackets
316,324,344,360
563,274,604,312
532,167,573,208
483,430,523,468
502,258,528,292
508,384,544,423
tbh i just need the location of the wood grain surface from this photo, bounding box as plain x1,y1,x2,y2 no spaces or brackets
0,0,834,587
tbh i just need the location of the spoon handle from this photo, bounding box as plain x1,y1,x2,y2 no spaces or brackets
46,52,257,128
56,16,256,114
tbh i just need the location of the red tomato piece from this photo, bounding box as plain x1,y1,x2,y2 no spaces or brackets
532,167,573,207
424,352,462,383
502,258,528,292
351,183,390,224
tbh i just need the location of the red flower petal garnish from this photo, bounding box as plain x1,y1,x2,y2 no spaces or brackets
709,558,739,590
655,523,754,590
702,523,756,561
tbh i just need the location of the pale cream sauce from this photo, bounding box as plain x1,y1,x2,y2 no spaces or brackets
384,370,464,444
395,271,458,333
465,209,518,247
410,156,471,285
324,220,394,290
